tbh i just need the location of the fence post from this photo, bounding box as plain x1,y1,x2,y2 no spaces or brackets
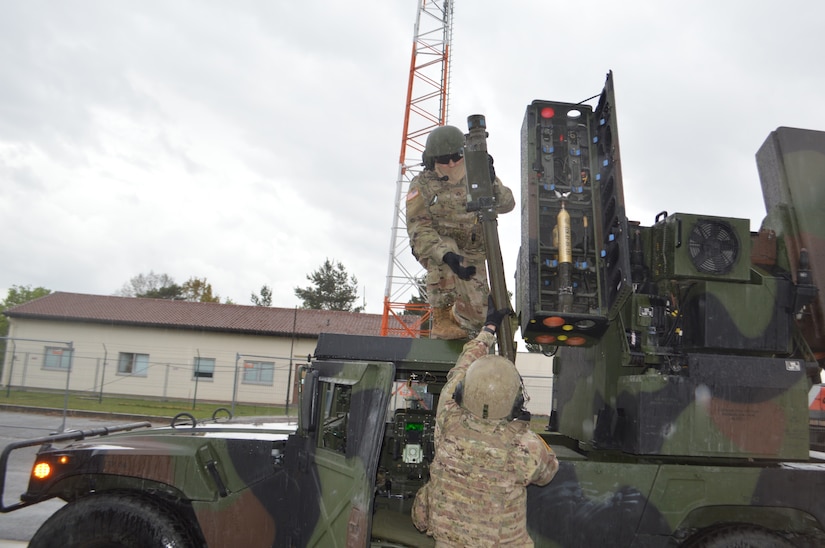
98,343,107,403
21,351,29,389
232,354,240,416
59,342,74,433
4,341,16,396
163,363,170,402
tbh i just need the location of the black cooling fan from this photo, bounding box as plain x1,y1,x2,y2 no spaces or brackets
687,220,739,274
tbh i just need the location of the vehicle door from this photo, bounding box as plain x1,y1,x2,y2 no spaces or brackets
303,359,394,547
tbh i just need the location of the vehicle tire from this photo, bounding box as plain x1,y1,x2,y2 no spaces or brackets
28,492,197,548
211,407,232,422
171,412,197,428
684,523,795,548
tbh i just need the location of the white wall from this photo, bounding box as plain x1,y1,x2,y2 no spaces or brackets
3,318,555,415
4,318,316,406
515,351,554,417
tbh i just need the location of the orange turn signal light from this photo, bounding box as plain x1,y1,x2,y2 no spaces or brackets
32,462,52,480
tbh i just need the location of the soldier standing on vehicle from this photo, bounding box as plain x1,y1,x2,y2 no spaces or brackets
406,125,516,339
412,305,559,546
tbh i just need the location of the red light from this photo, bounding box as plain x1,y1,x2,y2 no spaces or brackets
540,107,555,119
566,336,587,346
534,335,556,344
542,316,566,328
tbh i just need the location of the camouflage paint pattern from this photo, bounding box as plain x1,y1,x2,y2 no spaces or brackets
12,351,403,547
406,165,515,331
20,429,292,546
536,98,825,460
5,330,825,547
758,127,825,361
526,447,825,547
418,332,558,546
517,88,825,544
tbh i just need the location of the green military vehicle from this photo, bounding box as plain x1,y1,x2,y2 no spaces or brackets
515,72,825,547
2,72,825,547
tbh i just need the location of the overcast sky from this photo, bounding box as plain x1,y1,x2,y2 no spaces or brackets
2,0,825,314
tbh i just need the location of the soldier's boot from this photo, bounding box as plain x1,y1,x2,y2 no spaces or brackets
430,306,469,340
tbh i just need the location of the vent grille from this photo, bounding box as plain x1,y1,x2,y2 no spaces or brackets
688,220,740,274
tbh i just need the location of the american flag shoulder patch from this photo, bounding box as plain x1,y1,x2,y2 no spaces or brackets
406,188,420,201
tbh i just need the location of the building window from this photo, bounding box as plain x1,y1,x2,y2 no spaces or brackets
43,346,73,370
194,357,215,380
242,360,274,385
118,352,149,376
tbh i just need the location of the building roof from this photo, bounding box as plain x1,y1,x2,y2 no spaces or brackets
4,292,390,338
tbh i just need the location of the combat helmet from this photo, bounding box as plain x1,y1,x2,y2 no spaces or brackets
454,355,524,420
423,125,465,170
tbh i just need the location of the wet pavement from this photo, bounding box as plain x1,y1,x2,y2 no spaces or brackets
0,410,161,544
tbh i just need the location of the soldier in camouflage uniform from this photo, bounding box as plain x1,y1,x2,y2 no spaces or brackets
412,307,559,546
406,125,516,339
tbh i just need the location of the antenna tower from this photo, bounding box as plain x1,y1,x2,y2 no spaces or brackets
381,0,454,337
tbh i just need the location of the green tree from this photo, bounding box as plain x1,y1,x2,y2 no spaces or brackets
116,271,177,298
251,285,273,307
181,277,220,303
294,259,363,312
117,273,222,302
0,285,51,336
139,284,184,300
1,285,52,376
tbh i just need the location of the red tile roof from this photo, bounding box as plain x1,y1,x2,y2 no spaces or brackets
5,292,390,338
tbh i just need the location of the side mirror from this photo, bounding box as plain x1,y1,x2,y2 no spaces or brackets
300,368,320,433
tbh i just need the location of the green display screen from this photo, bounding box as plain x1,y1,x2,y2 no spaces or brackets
405,422,424,431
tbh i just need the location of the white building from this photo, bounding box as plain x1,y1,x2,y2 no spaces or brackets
2,292,553,414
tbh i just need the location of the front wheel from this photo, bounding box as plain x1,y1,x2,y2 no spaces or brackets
29,493,197,548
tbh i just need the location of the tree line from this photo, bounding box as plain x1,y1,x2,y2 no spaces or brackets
113,259,362,311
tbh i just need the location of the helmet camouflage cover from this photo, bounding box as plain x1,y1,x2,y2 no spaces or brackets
423,125,465,169
460,355,522,420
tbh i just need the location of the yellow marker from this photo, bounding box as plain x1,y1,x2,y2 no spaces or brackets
558,201,572,264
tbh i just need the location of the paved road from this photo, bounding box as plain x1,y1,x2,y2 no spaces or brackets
0,411,159,544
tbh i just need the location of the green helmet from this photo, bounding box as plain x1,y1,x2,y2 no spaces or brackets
423,125,465,169
458,355,523,420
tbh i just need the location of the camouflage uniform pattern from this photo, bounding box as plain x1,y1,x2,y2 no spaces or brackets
406,168,515,332
415,331,559,546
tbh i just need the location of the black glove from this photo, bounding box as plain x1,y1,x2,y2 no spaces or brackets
488,154,496,182
484,295,511,330
442,252,476,281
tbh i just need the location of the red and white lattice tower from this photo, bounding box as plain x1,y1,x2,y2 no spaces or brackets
381,0,454,337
